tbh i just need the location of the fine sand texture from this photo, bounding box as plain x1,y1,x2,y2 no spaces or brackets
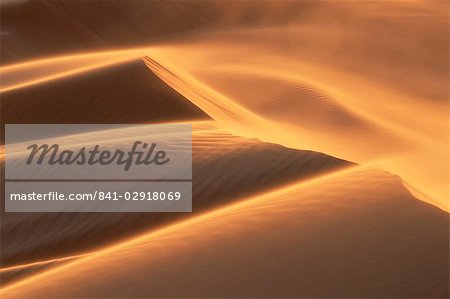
0,0,448,297
1,166,448,298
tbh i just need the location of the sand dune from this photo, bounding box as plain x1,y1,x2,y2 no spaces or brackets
141,1,449,210
0,0,448,297
0,254,84,288
1,121,349,285
0,49,152,93
0,59,206,124
1,166,448,298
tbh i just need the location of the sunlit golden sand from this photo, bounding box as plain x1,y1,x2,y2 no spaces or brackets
1,121,349,288
1,45,447,210
1,165,448,297
0,48,151,93
140,5,448,210
0,254,88,274
0,1,448,296
1,1,447,210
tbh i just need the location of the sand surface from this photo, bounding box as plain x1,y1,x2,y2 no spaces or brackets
2,166,448,298
0,0,448,297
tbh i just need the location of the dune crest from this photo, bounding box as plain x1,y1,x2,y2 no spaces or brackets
141,1,448,210
0,48,151,93
1,165,448,298
0,1,448,297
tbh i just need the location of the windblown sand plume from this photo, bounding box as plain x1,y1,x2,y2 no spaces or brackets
0,0,448,297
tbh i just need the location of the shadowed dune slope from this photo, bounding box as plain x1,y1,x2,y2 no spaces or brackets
0,1,448,296
1,0,448,209
0,59,206,123
1,166,448,298
0,122,349,283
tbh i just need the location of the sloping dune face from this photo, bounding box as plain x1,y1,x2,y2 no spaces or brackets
2,0,448,211
1,166,448,298
0,49,150,93
0,0,448,297
0,59,207,124
1,122,348,273
143,1,449,210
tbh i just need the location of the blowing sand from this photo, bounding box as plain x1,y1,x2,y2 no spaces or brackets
0,0,448,297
